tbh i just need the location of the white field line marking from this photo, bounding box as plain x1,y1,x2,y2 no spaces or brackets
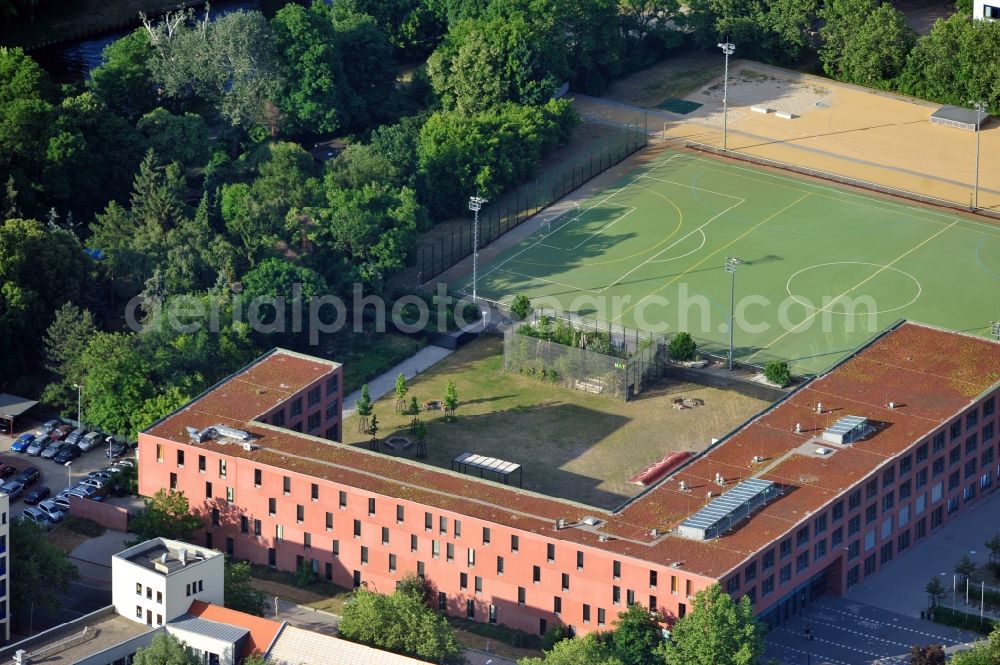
596,198,745,294
495,268,602,295
637,173,747,203
648,228,707,263
475,153,682,283
676,152,1000,238
568,206,637,250
747,219,958,361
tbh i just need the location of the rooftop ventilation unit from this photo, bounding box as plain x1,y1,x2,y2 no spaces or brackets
815,447,833,456
677,478,781,540
821,415,873,445
186,424,253,444
581,516,603,527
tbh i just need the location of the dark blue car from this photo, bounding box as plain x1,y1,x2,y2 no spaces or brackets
10,434,34,453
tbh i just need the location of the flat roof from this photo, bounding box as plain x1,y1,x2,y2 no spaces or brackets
3,611,151,665
169,614,249,643
116,538,221,575
931,105,989,126
145,322,1000,579
0,393,38,418
266,625,429,665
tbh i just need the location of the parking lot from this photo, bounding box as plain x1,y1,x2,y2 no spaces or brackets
762,596,980,665
0,417,138,521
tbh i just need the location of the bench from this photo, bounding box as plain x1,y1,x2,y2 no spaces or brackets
751,105,771,114
775,111,795,120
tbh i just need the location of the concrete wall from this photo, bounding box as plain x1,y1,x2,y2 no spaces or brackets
139,433,714,636
69,496,129,532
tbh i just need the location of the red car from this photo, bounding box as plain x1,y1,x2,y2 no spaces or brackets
49,425,73,442
0,464,16,480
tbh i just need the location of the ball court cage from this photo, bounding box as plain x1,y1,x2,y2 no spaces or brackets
503,308,667,401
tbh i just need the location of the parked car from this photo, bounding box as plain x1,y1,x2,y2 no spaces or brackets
106,441,129,459
23,486,51,505
77,477,108,492
15,467,40,486
53,445,82,465
66,428,87,446
20,507,52,529
50,495,71,513
102,465,122,475
11,433,34,453
37,499,65,522
49,424,73,441
114,459,135,468
39,420,60,434
86,470,113,483
26,437,49,456
1,480,24,499
79,431,104,452
0,464,17,480
40,442,66,459
68,485,103,501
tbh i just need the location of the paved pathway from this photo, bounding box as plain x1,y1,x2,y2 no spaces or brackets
342,346,454,417
763,596,981,665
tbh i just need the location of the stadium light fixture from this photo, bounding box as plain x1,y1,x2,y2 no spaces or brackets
971,100,987,210
725,256,743,371
469,195,488,307
718,41,736,151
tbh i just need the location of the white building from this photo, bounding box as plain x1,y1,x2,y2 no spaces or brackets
0,492,9,644
975,0,1000,19
112,538,224,628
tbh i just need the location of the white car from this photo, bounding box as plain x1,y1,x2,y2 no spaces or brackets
50,496,71,513
78,478,108,491
37,499,65,522
114,459,135,468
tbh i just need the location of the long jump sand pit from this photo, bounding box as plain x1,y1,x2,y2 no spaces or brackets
648,60,1000,214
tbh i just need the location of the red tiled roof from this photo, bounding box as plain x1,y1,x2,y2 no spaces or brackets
148,324,1000,580
187,601,283,656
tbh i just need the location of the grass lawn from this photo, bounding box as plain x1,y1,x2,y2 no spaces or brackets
343,336,769,509
249,565,355,615
454,148,1000,374
331,330,426,395
603,52,724,108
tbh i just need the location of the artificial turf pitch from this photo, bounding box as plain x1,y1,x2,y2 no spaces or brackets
457,150,1000,375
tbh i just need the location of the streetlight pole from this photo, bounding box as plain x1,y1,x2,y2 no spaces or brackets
972,101,987,210
67,461,72,491
468,195,487,307
718,41,736,151
725,257,743,371
73,383,82,428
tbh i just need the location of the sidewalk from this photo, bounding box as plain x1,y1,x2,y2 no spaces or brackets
342,346,454,417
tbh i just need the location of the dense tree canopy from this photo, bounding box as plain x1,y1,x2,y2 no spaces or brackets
10,520,80,626
132,633,200,665
657,585,764,665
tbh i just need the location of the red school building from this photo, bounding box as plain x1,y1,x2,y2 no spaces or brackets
138,322,1000,636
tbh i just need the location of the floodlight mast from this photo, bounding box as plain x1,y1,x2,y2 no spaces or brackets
725,257,743,371
972,101,987,210
718,41,736,151
469,195,487,306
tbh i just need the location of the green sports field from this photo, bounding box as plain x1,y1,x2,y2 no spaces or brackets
456,150,1000,375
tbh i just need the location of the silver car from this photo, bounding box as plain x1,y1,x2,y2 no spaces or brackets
66,428,87,446
37,499,65,522
40,442,66,459
20,507,52,529
79,431,103,452
26,438,49,456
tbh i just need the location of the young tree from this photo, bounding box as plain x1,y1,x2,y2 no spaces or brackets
369,412,379,441
10,520,80,628
510,294,532,320
338,587,461,662
657,584,764,665
519,633,623,665
910,644,946,665
356,384,372,432
242,656,270,665
763,361,791,387
443,380,459,421
925,576,946,609
130,489,204,543
395,372,409,413
955,555,977,587
225,559,267,616
667,332,697,361
132,633,199,665
612,603,665,665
